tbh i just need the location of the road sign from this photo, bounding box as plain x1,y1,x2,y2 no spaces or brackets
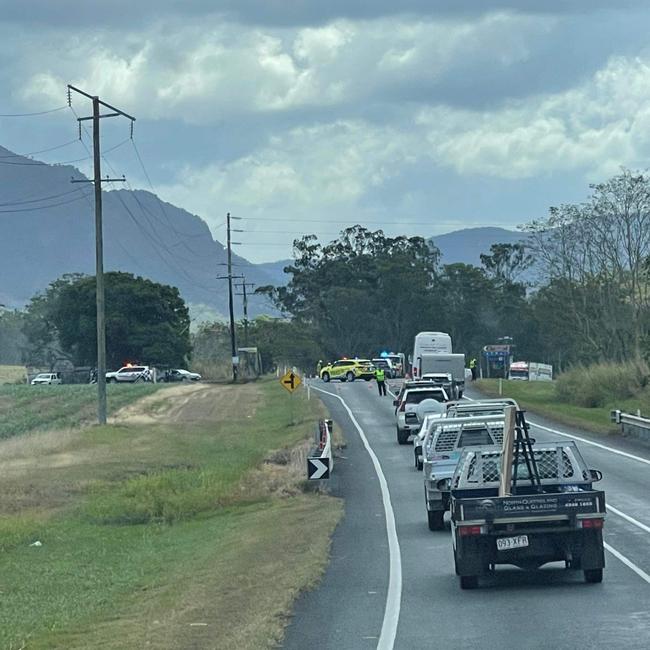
307,457,330,480
280,370,302,393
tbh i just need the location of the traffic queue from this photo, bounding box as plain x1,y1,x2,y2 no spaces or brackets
319,331,607,590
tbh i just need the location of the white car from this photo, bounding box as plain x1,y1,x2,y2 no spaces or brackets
31,373,62,385
106,365,151,383
394,386,449,444
164,368,202,382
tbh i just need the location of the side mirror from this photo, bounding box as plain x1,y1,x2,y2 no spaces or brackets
393,400,399,406
589,469,603,482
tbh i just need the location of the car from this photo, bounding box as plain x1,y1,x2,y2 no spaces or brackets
320,359,375,382
106,365,151,383
31,372,62,385
422,414,505,530
394,386,449,444
372,358,394,378
163,368,202,382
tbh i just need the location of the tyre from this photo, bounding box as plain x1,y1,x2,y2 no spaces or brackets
427,510,444,531
417,457,423,471
107,377,115,384
322,372,330,383
346,371,355,382
458,391,464,399
397,428,409,445
460,575,478,590
364,377,371,381
584,568,603,583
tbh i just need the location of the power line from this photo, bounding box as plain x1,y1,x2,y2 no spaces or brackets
0,138,80,158
0,137,131,166
0,191,92,213
0,105,67,117
0,187,85,207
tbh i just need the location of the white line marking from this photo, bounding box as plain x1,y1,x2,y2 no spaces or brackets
607,504,650,535
463,394,650,466
310,382,402,650
604,542,650,585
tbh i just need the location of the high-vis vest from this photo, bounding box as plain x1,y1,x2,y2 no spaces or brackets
375,368,385,382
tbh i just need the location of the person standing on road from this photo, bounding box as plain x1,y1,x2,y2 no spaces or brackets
469,357,477,381
316,360,323,378
375,366,387,396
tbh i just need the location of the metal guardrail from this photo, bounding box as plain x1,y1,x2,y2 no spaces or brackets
307,419,333,480
611,409,650,443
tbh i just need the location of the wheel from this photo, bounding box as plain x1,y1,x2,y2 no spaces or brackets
460,575,478,590
397,428,409,445
364,377,371,381
584,568,603,583
458,391,464,399
427,510,444,531
322,372,330,383
181,377,189,383
346,371,355,382
107,377,115,384
417,457,423,471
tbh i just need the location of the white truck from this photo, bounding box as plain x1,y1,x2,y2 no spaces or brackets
411,332,452,379
418,353,466,398
509,361,553,381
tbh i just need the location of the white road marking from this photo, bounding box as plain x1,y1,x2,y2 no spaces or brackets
607,504,650,535
310,383,402,650
604,543,650,585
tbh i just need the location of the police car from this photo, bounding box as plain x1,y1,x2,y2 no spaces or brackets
320,359,375,382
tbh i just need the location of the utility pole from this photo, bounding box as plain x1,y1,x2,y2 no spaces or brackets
235,279,255,347
217,212,243,382
68,85,134,424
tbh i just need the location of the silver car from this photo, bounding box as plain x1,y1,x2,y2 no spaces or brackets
422,414,505,531
394,386,449,445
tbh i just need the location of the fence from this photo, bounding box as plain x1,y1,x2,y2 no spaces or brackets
307,419,334,480
611,409,650,444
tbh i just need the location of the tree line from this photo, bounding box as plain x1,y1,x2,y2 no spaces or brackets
3,169,649,376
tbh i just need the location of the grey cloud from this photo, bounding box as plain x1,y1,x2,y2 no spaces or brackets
0,0,644,28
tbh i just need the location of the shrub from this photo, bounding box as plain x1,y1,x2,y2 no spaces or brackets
555,360,650,407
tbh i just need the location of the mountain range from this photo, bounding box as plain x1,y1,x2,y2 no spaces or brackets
0,144,526,318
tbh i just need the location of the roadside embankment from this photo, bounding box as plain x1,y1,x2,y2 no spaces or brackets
0,379,342,649
476,367,650,436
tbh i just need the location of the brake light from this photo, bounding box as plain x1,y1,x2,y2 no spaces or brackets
459,525,483,537
580,518,604,529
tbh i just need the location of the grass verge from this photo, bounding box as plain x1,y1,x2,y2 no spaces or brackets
0,364,26,384
0,379,342,649
474,379,650,435
0,383,163,440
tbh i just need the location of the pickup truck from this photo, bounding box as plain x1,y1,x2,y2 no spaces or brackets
450,441,605,589
422,414,505,530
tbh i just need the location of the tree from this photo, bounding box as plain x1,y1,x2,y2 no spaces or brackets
24,272,191,368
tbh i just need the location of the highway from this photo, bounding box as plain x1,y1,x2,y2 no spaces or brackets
283,380,650,650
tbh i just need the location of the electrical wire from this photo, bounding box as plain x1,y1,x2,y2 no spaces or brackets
0,138,80,159
0,191,93,213
0,137,131,166
0,106,67,117
0,187,85,208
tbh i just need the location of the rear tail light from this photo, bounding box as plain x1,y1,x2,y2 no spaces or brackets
458,525,484,537
580,518,604,529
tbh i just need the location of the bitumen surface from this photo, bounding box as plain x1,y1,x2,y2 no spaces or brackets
282,380,650,650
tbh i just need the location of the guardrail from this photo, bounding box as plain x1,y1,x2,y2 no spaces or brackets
307,419,333,480
611,409,650,443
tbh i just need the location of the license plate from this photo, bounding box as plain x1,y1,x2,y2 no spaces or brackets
496,535,529,551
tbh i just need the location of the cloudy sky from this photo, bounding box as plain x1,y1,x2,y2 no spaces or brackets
2,0,650,262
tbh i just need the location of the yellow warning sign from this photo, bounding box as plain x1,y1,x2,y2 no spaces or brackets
280,370,302,393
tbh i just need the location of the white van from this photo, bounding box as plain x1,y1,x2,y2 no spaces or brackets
411,332,452,378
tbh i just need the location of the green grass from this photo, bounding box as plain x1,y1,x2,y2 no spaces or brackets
0,383,163,439
0,380,341,649
475,379,650,434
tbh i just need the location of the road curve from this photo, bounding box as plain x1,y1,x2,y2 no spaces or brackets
283,380,650,650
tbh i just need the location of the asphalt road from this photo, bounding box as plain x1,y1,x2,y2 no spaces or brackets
283,379,650,650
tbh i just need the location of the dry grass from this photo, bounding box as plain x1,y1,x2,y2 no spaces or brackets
1,380,343,650
0,364,26,384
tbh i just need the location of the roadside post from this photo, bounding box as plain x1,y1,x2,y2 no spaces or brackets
308,419,333,481
279,370,302,424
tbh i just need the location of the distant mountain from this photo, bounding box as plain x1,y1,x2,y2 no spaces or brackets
430,227,528,266
255,260,293,287
0,145,286,318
